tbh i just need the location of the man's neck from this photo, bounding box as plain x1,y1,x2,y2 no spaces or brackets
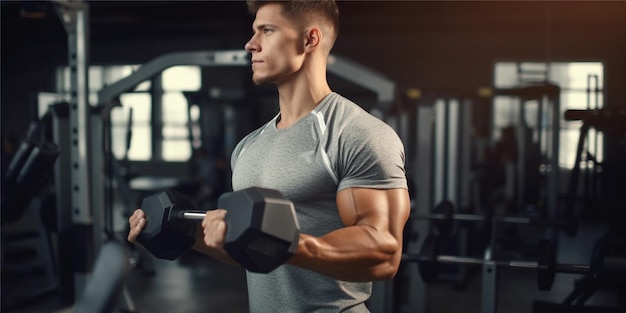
275,72,331,129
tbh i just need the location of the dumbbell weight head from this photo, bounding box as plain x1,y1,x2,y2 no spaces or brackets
418,234,441,283
432,200,454,237
220,187,300,273
136,190,198,260
537,239,556,291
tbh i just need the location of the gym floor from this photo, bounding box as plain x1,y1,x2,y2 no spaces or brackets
2,197,622,313
4,225,622,313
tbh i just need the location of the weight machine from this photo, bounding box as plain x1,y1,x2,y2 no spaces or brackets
533,107,626,313
489,83,564,238
401,83,579,313
1,108,60,310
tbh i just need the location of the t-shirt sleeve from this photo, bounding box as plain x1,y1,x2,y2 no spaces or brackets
230,140,243,172
336,120,408,191
230,128,259,172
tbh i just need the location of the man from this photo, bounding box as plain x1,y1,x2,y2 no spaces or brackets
128,1,410,311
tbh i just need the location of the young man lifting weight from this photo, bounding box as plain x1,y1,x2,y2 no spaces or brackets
129,1,410,311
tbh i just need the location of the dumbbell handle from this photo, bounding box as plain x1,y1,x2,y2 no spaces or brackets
177,210,207,221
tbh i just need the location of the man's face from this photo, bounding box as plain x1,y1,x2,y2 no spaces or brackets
245,3,305,85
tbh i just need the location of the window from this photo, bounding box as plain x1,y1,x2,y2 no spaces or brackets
493,62,604,169
115,93,151,161
161,66,201,161
56,64,202,162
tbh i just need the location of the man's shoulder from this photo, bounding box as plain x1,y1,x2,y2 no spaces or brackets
319,93,379,125
314,94,400,153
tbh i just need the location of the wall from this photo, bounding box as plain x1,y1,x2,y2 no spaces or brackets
2,1,625,141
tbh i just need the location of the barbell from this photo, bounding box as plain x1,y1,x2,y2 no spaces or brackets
402,234,590,291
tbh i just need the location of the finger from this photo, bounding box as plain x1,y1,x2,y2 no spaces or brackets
128,209,144,224
215,220,226,246
203,215,226,248
201,209,227,228
127,212,146,244
134,210,146,226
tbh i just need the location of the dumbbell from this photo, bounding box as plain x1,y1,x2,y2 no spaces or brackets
136,187,300,273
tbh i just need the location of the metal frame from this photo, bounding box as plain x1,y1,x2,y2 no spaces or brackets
403,103,437,313
97,50,395,107
54,0,94,301
482,247,498,313
98,50,248,104
405,95,476,313
327,54,395,107
50,102,74,303
54,3,133,311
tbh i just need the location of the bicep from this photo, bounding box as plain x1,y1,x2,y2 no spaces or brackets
336,187,410,239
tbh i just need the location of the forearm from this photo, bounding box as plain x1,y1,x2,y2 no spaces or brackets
288,224,402,282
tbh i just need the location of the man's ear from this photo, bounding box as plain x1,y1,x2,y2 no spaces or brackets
304,27,322,52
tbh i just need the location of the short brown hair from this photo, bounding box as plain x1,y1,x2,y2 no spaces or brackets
246,0,340,44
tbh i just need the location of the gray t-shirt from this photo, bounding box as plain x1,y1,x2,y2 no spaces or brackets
231,92,407,312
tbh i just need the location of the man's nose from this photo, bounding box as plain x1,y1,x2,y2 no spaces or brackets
245,37,258,52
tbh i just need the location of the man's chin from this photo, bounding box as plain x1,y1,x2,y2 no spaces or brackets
252,75,273,86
